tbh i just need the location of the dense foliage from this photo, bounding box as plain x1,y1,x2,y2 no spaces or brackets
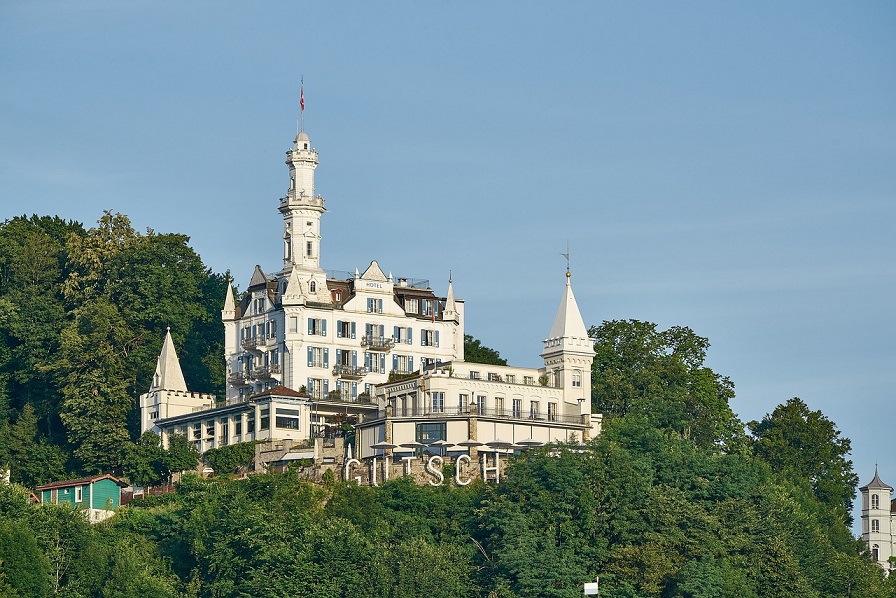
0,213,225,481
0,421,888,597
0,212,882,596
464,334,507,366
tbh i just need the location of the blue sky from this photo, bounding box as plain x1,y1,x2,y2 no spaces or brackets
2,2,894,526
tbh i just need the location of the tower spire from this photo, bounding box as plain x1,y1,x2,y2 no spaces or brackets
150,328,188,393
300,77,305,132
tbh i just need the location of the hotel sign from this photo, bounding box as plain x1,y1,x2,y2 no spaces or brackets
343,453,502,487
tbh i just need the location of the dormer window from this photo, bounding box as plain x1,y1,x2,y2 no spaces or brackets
310,281,317,293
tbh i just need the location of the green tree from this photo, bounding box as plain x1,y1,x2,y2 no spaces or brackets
55,298,135,472
2,403,67,487
123,431,166,487
0,518,49,598
749,397,859,521
590,320,744,452
464,334,507,366
204,442,258,476
163,433,200,478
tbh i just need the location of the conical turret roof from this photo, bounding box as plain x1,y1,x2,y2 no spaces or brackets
150,328,188,393
547,273,589,340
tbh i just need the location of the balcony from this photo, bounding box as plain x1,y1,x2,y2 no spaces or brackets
228,372,250,386
241,337,259,352
253,365,281,380
360,335,395,352
333,364,367,380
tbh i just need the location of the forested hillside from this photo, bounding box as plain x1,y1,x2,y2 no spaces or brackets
0,212,889,596
0,418,890,596
0,213,226,484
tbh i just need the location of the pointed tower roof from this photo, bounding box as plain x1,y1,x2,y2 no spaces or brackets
150,328,188,393
222,279,236,320
860,466,893,491
547,271,589,340
445,277,456,312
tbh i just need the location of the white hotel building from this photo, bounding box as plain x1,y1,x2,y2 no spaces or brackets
140,123,601,459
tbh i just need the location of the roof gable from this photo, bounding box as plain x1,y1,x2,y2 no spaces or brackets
360,260,388,282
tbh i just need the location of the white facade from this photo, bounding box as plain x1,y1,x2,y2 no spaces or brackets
222,129,464,403
860,468,896,570
357,273,601,460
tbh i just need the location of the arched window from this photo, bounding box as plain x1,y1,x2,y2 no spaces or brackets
872,494,880,509
310,281,317,293
873,544,880,561
872,519,880,533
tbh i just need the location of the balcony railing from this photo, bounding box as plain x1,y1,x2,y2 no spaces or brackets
360,335,395,351
362,406,585,425
228,372,250,386
241,337,259,352
333,364,367,379
253,365,281,380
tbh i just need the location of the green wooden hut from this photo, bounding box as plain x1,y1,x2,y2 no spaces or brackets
35,474,128,522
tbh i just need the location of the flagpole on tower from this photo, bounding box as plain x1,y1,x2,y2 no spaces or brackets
300,76,305,133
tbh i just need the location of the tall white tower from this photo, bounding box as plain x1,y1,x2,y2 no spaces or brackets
280,130,326,276
860,467,894,570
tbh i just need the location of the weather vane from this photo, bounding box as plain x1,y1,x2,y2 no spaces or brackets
560,241,570,277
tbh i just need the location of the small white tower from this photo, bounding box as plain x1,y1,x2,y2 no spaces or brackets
279,129,326,276
860,467,894,570
139,328,215,442
541,269,598,437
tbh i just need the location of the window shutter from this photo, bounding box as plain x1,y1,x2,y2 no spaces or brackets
409,356,414,371
336,349,342,363
323,348,329,369
352,382,358,398
352,350,357,367
351,321,356,339
307,378,313,393
407,327,412,344
435,331,440,348
322,320,327,337
377,299,383,313
379,324,385,337
308,318,313,334
380,354,386,374
393,354,398,371
307,347,313,367
324,380,329,395
336,320,343,338
394,326,399,341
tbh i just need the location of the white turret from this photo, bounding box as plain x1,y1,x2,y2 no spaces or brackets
280,130,326,274
860,467,894,570
541,270,597,436
140,329,215,442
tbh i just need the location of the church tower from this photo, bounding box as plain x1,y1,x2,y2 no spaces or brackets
860,467,894,570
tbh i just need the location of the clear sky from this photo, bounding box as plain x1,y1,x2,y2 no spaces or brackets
2,2,894,527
